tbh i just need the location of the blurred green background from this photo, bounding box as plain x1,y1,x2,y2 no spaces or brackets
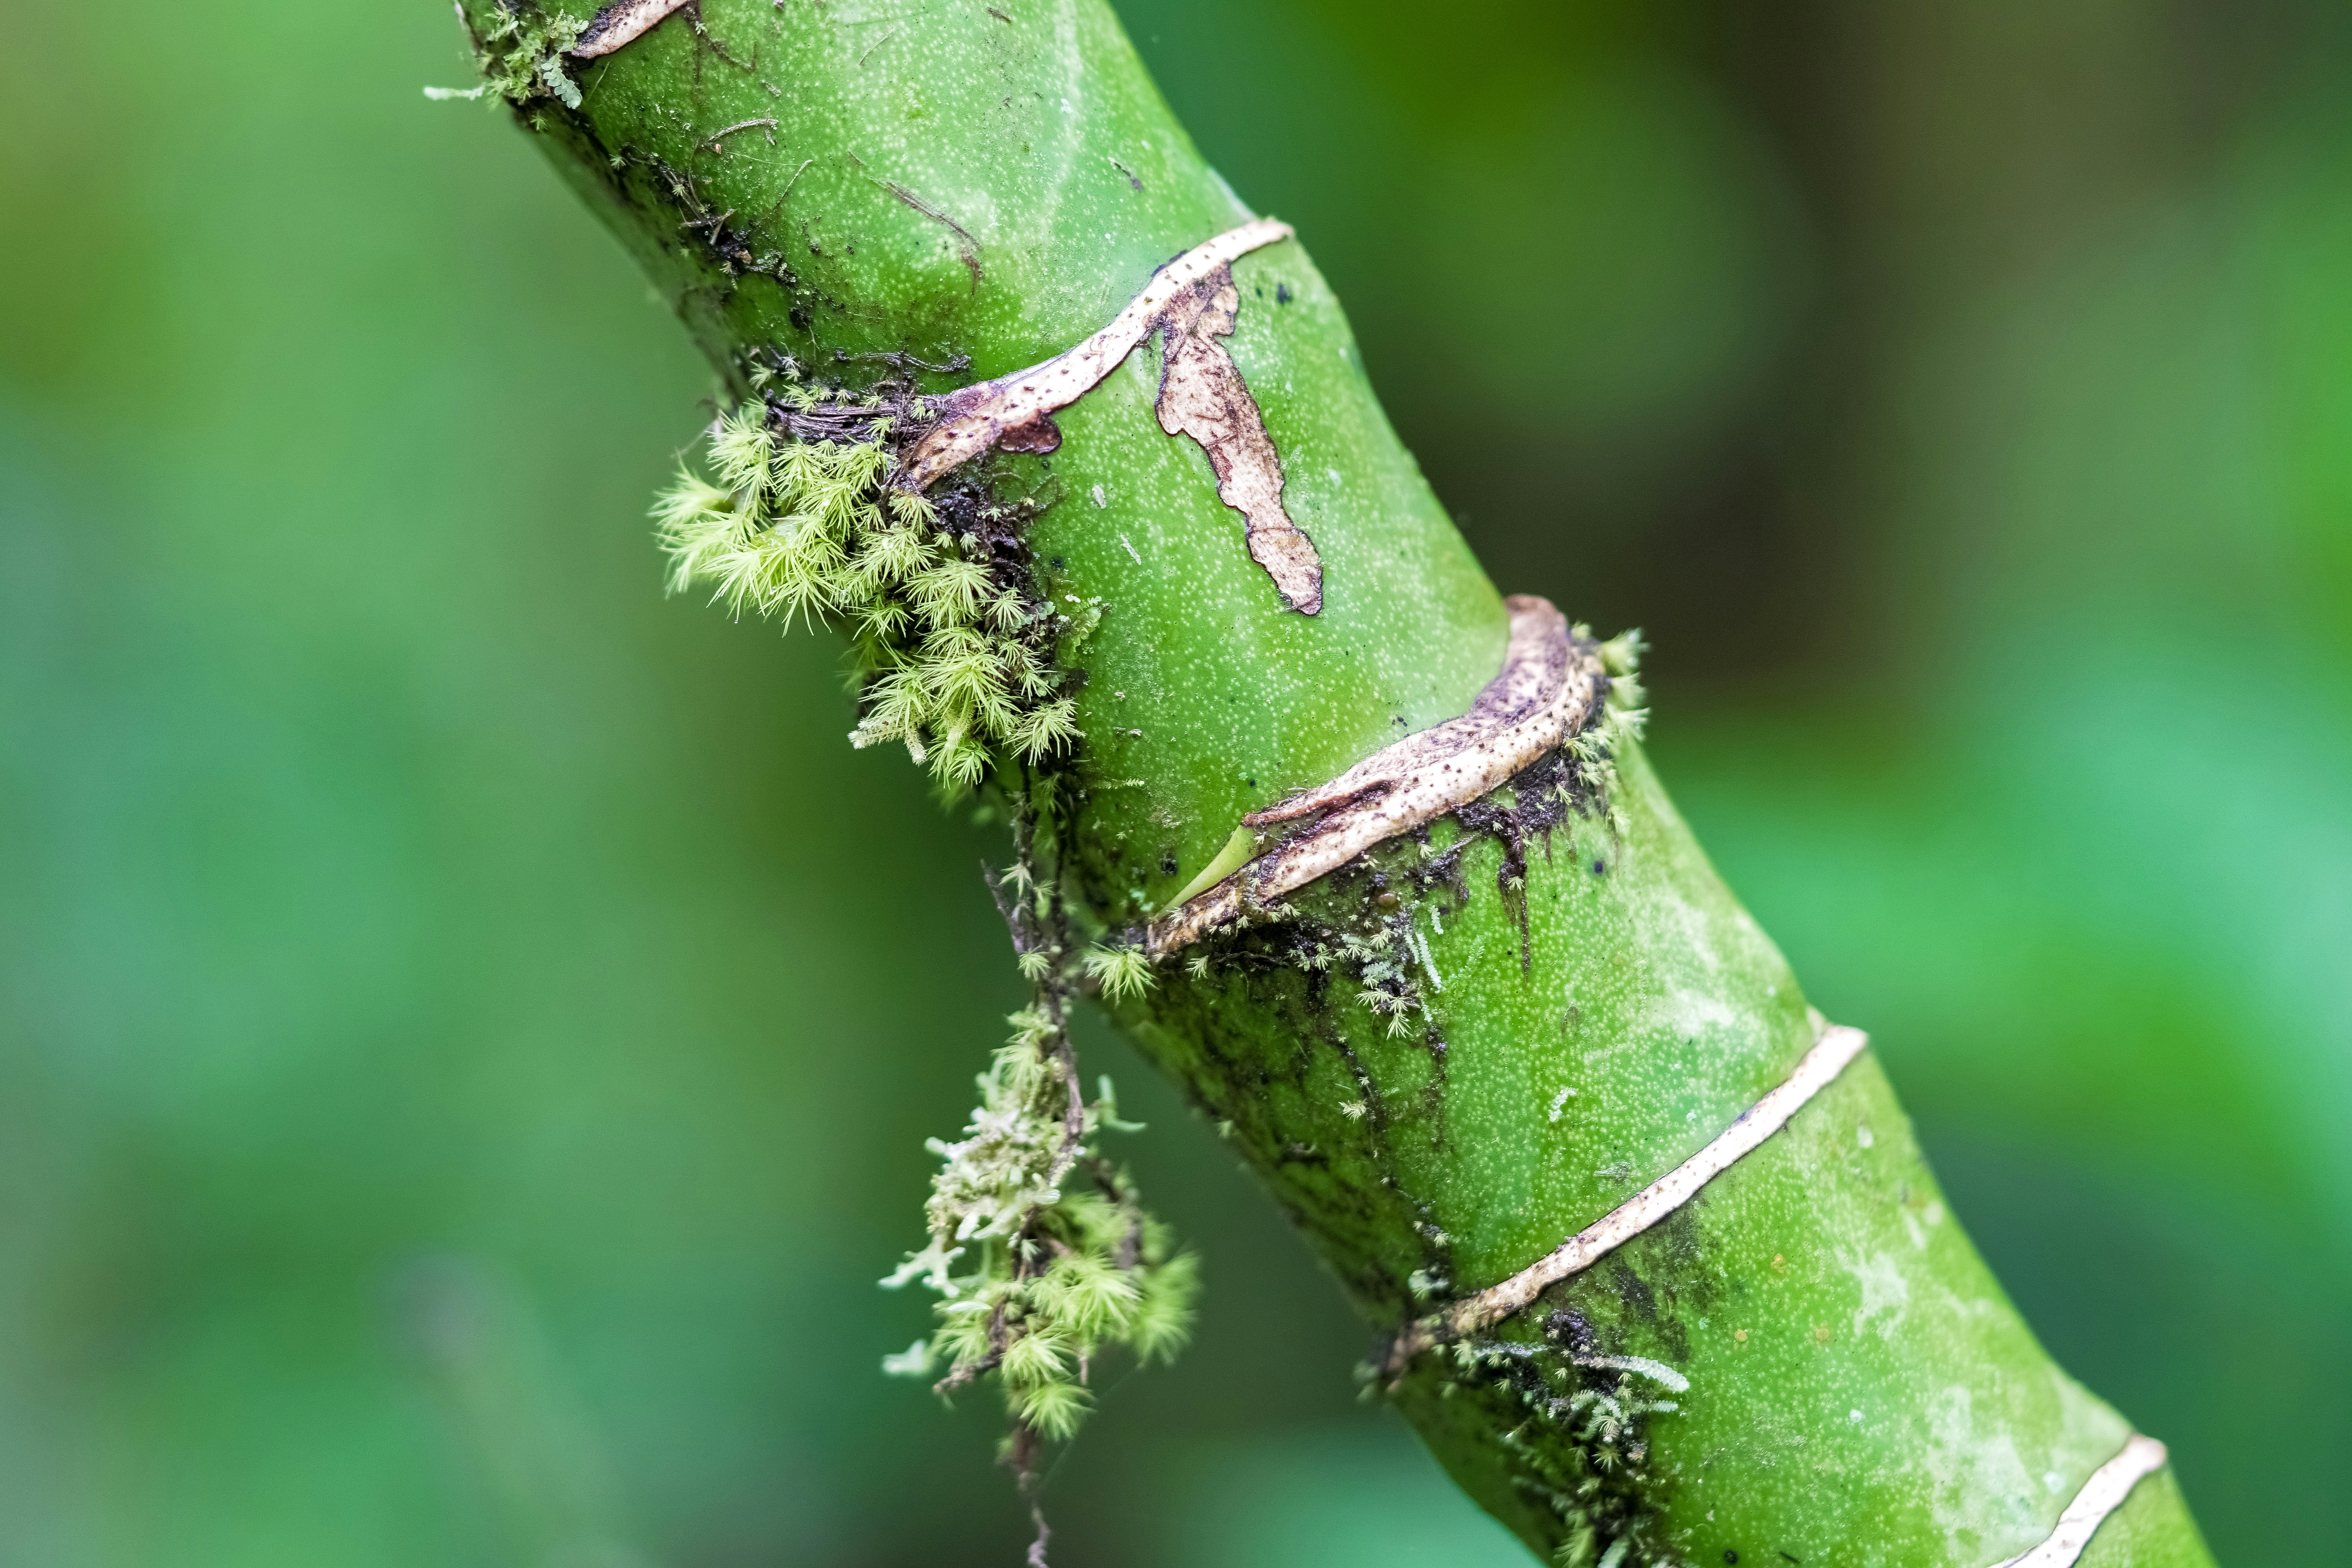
2,1,2346,1563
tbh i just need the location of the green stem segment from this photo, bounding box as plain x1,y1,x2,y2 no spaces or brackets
453,3,2217,1563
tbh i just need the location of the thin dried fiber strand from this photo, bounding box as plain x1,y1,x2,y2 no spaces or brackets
1989,1434,2169,1568
1147,595,1604,956
1385,1020,1871,1372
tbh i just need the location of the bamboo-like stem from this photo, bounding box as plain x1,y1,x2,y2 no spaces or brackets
445,3,2218,1563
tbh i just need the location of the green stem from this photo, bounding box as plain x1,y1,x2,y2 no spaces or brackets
448,3,2217,1563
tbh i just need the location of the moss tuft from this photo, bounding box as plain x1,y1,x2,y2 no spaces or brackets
882,1024,1199,1442
453,6,589,109
1082,942,1156,1003
655,402,1081,791
883,803,1196,1464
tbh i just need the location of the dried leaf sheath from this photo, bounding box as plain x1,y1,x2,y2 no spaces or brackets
1147,596,1605,955
895,220,1296,488
895,219,1322,612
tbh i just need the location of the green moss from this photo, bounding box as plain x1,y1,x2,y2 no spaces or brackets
876,800,1194,1471
655,401,1080,791
881,1030,1197,1441
461,5,588,109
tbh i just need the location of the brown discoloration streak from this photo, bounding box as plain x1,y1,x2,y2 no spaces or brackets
881,181,984,294
571,0,692,58
1152,265,1320,613
995,415,1062,456
1146,597,1605,956
893,219,1318,611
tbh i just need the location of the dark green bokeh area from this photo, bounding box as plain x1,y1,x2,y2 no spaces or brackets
3,2,2347,1563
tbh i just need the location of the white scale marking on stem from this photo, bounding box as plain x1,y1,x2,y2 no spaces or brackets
1989,1435,2168,1568
1146,595,1605,956
1149,264,1322,611
1385,1020,1870,1373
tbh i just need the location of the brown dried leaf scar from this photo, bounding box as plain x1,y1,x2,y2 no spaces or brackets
570,0,694,58
1146,595,1606,955
896,218,1322,613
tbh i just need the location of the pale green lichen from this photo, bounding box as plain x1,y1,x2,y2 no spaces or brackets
879,1021,1196,1438
887,1159,1197,1441
882,806,1196,1486
1292,927,1431,1038
655,402,1080,790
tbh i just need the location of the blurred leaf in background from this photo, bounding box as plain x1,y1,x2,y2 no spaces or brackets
0,1,2345,1564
